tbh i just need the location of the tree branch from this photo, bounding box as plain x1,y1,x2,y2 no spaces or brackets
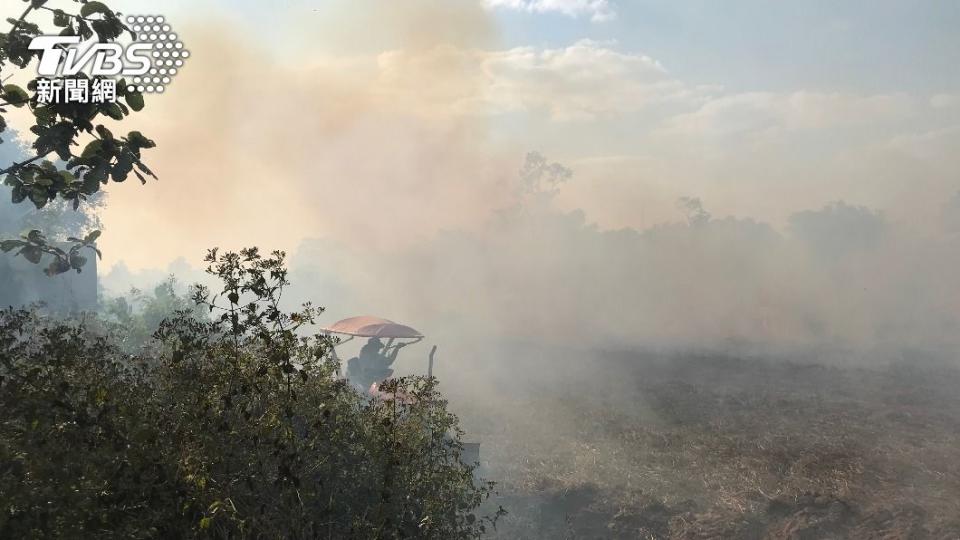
0,154,52,177
10,4,36,33
36,5,104,24
0,95,33,107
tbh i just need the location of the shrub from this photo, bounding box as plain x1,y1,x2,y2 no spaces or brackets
0,248,501,539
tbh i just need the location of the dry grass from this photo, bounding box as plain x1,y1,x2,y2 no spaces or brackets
458,353,960,539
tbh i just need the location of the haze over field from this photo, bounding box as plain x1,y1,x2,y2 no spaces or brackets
3,0,959,357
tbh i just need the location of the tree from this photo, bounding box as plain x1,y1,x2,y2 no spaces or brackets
677,196,711,227
0,0,155,275
518,151,572,200
788,201,885,257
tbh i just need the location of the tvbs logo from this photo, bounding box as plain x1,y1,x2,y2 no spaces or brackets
29,36,152,77
28,15,188,101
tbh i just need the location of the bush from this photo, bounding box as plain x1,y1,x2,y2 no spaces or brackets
0,248,501,539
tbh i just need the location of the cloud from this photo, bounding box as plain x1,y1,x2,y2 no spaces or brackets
483,0,616,22
375,39,709,121
661,91,915,140
374,40,921,137
887,125,960,160
930,93,960,109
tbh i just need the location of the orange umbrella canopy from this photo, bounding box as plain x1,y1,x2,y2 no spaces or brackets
321,316,423,339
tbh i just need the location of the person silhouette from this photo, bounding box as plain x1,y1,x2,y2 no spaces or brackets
347,337,412,392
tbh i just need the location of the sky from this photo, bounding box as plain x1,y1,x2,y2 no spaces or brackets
2,0,959,272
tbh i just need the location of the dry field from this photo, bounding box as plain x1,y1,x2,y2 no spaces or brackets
458,352,960,539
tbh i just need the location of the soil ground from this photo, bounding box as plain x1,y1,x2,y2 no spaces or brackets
460,353,960,539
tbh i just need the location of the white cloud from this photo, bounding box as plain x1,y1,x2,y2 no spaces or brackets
930,93,960,109
662,91,915,139
374,39,709,121
888,125,960,160
484,0,616,22
372,40,923,139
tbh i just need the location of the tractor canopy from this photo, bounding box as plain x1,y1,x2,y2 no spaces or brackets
321,316,423,339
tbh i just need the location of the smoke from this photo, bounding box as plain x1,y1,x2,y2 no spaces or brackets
286,156,960,373
32,0,948,370
95,0,512,269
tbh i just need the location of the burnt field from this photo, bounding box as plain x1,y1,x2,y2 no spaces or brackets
460,353,960,539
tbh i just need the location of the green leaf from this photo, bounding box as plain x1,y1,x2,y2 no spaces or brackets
33,106,55,123
82,139,103,158
84,230,102,243
111,156,132,181
19,246,43,264
11,185,26,204
0,240,20,253
46,257,72,276
52,8,69,27
77,19,92,40
134,160,157,179
88,165,109,183
125,91,144,112
127,131,155,149
2,85,29,108
95,125,114,140
81,172,102,194
80,1,112,18
57,170,76,186
28,188,48,209
69,252,88,270
101,102,124,120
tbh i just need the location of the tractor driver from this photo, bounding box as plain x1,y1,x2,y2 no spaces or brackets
351,337,405,389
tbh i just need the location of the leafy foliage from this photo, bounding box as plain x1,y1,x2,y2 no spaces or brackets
15,188,105,239
100,275,206,352
0,248,501,538
0,0,154,275
0,228,100,275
